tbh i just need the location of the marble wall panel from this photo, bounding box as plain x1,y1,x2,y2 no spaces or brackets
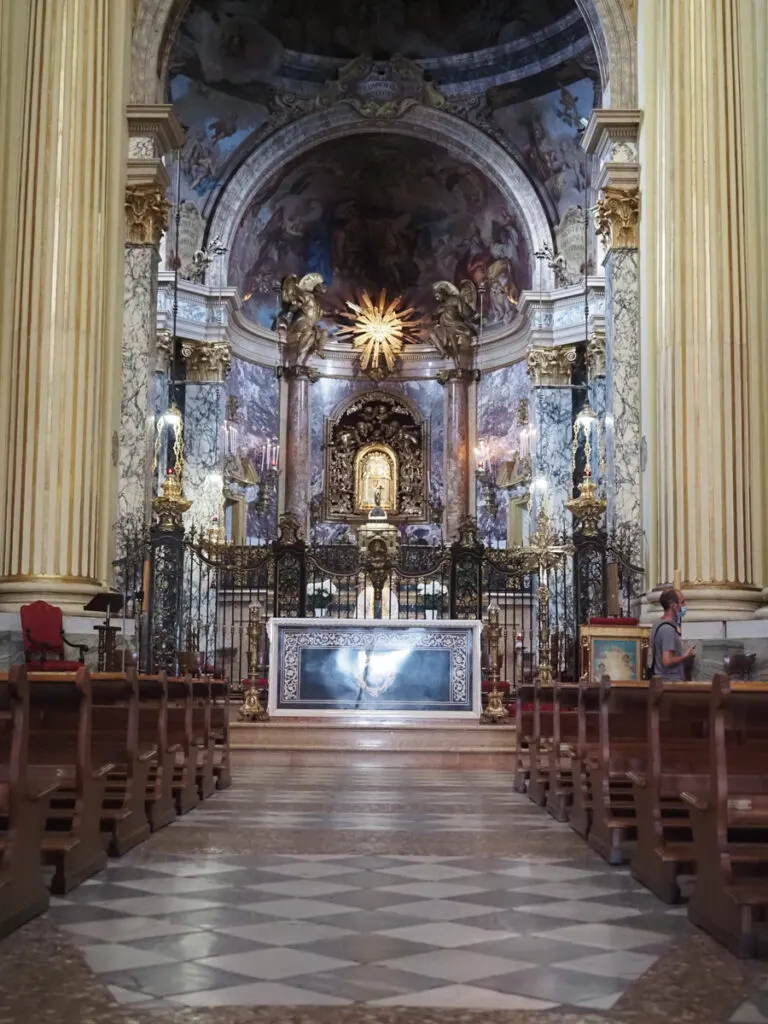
118,246,159,535
531,386,573,532
605,248,641,550
588,375,606,484
183,382,226,533
476,361,530,543
226,358,280,541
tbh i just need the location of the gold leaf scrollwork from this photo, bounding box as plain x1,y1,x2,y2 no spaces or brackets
125,183,171,247
594,186,640,249
526,345,577,388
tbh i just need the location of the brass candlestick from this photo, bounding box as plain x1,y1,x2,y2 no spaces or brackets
481,602,508,723
238,604,269,722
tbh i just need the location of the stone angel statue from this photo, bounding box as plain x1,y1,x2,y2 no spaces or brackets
428,280,480,368
277,273,328,367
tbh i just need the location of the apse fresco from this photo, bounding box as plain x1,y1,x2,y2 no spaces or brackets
228,136,532,331
493,78,595,221
170,0,577,68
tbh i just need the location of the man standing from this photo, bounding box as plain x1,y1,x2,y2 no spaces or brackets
649,589,696,681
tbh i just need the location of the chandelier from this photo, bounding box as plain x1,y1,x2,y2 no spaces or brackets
335,290,426,380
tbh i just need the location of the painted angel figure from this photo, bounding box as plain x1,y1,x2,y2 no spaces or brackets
428,280,480,367
278,273,328,366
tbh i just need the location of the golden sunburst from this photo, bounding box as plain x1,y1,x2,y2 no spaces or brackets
335,290,427,379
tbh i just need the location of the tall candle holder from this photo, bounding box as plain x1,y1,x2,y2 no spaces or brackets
238,604,269,722
481,601,508,723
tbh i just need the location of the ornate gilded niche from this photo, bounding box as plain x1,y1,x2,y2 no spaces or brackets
324,391,428,523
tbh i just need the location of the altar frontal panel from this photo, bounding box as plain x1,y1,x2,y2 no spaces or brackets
268,619,481,717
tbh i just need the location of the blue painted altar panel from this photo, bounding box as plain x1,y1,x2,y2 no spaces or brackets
270,620,478,714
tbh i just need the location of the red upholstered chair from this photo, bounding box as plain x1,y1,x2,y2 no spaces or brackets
20,600,89,670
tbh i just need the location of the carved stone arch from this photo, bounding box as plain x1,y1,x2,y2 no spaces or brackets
130,0,637,110
324,389,429,524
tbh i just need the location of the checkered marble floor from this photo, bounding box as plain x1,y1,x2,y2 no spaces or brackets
45,767,693,1012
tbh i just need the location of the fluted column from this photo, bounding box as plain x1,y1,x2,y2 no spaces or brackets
640,0,768,618
584,111,642,550
0,0,131,612
118,107,184,534
439,370,472,541
282,368,315,538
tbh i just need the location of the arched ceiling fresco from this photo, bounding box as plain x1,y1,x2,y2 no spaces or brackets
171,0,579,69
227,135,533,332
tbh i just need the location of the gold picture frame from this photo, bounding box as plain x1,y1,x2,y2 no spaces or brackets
580,623,650,682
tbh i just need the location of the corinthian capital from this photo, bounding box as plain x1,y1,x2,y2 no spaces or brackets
125,183,171,246
595,186,640,249
587,329,606,378
526,345,576,387
181,341,232,382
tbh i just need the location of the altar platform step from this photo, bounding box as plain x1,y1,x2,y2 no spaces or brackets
229,717,516,768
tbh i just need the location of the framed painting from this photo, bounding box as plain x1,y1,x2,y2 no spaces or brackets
580,624,650,682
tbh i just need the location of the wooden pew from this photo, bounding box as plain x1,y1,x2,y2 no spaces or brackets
628,679,711,901
0,666,58,937
166,675,200,815
545,681,581,822
527,684,555,806
191,678,216,800
27,669,112,893
586,679,648,864
88,671,155,856
137,672,177,831
210,679,231,790
568,680,601,838
513,681,536,793
682,676,768,956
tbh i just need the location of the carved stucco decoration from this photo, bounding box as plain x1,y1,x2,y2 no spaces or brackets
180,340,232,382
595,185,640,249
274,55,446,122
324,391,428,523
587,329,606,378
125,182,171,246
155,328,174,373
527,345,577,387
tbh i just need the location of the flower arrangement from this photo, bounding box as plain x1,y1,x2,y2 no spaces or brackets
416,580,449,615
306,579,337,613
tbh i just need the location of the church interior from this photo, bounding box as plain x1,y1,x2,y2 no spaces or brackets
1,0,768,1020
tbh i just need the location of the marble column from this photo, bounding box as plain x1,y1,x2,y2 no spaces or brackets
440,371,472,542
180,342,232,535
584,112,642,551
527,347,576,532
0,0,131,613
119,108,184,536
282,368,315,538
639,0,768,619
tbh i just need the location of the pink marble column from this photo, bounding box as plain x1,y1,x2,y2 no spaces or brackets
442,371,471,541
283,368,313,536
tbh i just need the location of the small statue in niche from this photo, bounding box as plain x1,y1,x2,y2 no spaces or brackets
428,280,480,367
277,273,328,366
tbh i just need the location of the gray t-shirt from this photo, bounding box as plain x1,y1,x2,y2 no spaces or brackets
649,620,684,681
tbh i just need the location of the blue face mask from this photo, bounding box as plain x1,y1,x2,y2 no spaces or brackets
676,606,687,626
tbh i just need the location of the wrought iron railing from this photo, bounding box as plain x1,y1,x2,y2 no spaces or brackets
113,513,642,692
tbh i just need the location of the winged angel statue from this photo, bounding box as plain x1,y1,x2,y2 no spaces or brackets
428,280,480,368
277,273,328,366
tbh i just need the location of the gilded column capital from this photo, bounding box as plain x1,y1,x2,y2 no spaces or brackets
181,340,232,382
526,345,577,387
595,186,640,250
587,329,606,378
125,183,171,246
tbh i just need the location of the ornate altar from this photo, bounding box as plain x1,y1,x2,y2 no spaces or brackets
324,390,429,523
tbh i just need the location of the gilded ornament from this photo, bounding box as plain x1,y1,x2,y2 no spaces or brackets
336,290,425,380
152,470,191,531
181,340,232,382
125,183,171,246
566,472,607,538
277,274,328,367
526,345,577,387
594,186,640,249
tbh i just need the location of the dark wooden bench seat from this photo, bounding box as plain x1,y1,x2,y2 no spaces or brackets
0,667,59,936
210,679,231,790
137,672,178,831
167,676,200,815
